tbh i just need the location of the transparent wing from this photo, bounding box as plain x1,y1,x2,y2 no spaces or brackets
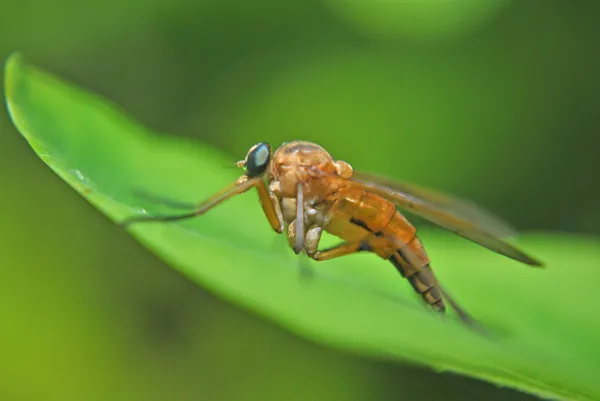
349,171,543,267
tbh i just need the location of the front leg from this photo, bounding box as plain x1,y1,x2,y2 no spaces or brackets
255,179,284,233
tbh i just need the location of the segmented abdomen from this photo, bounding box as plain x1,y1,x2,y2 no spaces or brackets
325,186,445,312
386,236,445,312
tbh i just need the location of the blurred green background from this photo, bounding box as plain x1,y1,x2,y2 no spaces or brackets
1,1,598,400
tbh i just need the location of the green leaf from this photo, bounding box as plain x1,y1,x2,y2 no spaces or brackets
4,53,600,401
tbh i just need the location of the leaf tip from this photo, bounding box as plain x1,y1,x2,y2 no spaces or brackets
4,52,25,98
4,52,28,131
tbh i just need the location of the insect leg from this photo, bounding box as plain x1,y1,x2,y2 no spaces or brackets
120,176,258,227
254,179,284,233
131,190,198,209
311,240,365,261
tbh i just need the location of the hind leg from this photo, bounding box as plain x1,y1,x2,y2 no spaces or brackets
311,235,478,328
287,223,366,277
287,222,363,260
311,241,366,260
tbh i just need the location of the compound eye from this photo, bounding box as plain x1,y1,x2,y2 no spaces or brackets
245,143,271,177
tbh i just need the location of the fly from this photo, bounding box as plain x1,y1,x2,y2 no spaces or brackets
121,141,543,326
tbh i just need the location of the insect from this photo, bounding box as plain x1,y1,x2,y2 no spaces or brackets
121,141,543,324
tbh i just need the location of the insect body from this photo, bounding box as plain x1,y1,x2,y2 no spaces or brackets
122,141,543,324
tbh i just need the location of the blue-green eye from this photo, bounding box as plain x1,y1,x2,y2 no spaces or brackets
245,143,271,177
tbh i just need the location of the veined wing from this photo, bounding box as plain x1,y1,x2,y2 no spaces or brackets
349,171,543,267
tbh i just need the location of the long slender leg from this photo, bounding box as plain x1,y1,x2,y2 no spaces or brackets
254,179,284,233
293,183,305,254
270,193,284,231
131,190,198,209
303,229,481,329
311,240,365,261
120,177,257,227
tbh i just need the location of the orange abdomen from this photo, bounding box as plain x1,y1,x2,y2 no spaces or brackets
325,186,445,312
